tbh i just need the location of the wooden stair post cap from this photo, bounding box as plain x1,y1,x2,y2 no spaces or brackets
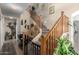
61,11,64,16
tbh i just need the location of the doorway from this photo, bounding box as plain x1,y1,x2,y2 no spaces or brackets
73,21,79,52
71,11,79,53
5,17,16,41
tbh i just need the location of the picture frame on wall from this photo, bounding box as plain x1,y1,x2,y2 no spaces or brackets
49,6,55,14
24,25,26,28
27,25,29,29
36,3,39,8
25,20,27,24
41,4,45,10
21,20,23,25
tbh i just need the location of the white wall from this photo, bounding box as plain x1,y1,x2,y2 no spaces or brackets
20,10,32,33
16,9,37,41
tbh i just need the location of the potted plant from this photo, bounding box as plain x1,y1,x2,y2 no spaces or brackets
54,36,78,55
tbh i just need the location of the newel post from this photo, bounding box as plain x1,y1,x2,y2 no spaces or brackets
40,35,47,55
61,11,64,33
61,11,64,16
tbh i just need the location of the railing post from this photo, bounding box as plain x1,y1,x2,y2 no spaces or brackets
61,11,64,16
40,36,47,55
61,11,64,33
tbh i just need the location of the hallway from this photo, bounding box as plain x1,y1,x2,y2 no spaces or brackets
0,3,79,55
0,39,23,55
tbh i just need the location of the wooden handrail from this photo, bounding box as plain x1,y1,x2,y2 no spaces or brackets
40,11,69,55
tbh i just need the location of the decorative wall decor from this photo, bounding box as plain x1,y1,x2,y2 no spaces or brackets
21,20,23,25
27,25,29,29
25,35,26,39
41,4,45,10
32,6,35,11
31,23,34,28
36,3,39,8
24,25,26,28
25,20,27,24
5,19,16,41
49,6,55,14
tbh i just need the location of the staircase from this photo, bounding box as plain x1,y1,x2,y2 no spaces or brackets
29,9,69,55
40,11,69,55
18,23,41,55
29,8,49,55
29,9,49,36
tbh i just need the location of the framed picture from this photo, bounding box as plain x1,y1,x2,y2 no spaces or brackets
24,25,26,28
49,6,55,14
27,25,29,29
25,20,27,23
36,3,39,8
21,20,23,25
41,4,45,10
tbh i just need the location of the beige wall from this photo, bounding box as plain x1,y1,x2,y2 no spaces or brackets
33,3,79,30
20,10,35,34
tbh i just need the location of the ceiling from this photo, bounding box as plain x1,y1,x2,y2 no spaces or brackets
0,3,32,17
1,3,79,18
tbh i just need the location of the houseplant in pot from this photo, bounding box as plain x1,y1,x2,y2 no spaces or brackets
54,36,78,55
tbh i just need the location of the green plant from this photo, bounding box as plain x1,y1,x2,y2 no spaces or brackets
54,36,78,55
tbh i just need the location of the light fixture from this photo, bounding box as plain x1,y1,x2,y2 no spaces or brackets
9,16,13,19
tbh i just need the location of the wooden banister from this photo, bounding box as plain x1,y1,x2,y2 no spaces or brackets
40,11,69,55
